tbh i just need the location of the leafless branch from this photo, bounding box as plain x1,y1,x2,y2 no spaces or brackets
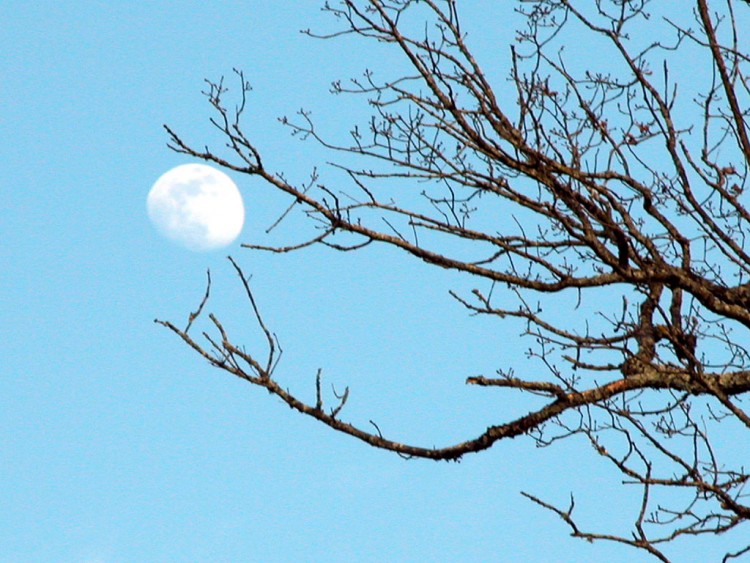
159,1,750,559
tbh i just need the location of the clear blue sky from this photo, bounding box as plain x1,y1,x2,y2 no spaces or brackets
1,2,743,561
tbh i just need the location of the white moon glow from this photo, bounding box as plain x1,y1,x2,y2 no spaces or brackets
147,164,245,252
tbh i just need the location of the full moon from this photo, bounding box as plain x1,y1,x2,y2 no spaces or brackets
147,164,245,252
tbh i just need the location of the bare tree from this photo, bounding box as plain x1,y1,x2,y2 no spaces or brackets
156,1,750,560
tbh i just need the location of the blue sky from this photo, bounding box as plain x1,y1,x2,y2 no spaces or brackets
2,2,746,562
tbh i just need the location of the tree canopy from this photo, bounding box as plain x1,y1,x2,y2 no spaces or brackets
158,1,750,559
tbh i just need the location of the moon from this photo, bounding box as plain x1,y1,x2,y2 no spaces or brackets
147,164,245,252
